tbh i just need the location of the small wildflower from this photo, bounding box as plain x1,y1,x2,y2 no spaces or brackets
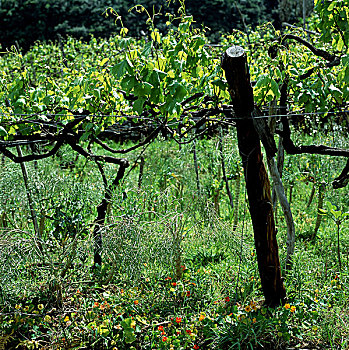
44,315,52,323
172,282,177,287
15,304,21,310
244,305,251,312
186,329,192,334
165,277,172,280
252,318,257,323
64,316,69,322
225,296,230,302
158,325,164,331
162,336,168,342
38,304,44,310
93,302,99,308
175,317,182,324
100,301,109,310
290,306,296,313
284,303,290,309
193,345,199,349
186,291,191,297
199,313,205,321
134,300,139,305
277,331,283,337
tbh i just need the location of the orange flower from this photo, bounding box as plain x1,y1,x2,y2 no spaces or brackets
134,300,139,305
100,301,109,310
225,296,230,302
199,314,205,321
290,306,296,313
175,317,182,324
93,302,99,308
252,318,257,323
186,291,191,297
158,325,164,331
244,305,251,312
162,336,168,342
284,303,290,310
193,345,199,349
186,329,192,334
172,282,177,287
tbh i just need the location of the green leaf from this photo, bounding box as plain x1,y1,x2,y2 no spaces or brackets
174,83,187,101
0,126,8,136
142,42,152,57
328,84,343,101
211,79,227,91
124,331,137,344
111,59,131,79
133,98,146,114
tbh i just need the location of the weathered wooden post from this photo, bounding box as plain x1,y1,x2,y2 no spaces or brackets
222,46,286,306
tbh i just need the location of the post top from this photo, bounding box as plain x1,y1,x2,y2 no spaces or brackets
225,46,245,58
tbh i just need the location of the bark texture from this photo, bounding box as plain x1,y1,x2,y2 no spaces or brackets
222,46,286,306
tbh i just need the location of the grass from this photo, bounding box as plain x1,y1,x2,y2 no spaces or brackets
0,131,348,349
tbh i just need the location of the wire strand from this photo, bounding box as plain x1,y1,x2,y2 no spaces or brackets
0,109,348,121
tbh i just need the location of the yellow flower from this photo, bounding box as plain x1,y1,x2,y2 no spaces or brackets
290,306,296,313
252,318,257,323
23,306,29,312
38,304,44,310
15,304,21,310
44,315,52,323
199,313,205,321
64,316,70,322
244,305,251,313
284,303,290,309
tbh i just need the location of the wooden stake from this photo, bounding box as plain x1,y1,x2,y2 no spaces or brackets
222,46,286,306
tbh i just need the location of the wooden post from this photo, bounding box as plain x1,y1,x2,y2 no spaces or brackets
222,46,286,306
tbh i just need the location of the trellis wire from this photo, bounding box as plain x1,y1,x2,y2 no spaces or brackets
0,109,348,121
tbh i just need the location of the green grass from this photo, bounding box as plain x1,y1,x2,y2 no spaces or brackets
0,133,348,349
